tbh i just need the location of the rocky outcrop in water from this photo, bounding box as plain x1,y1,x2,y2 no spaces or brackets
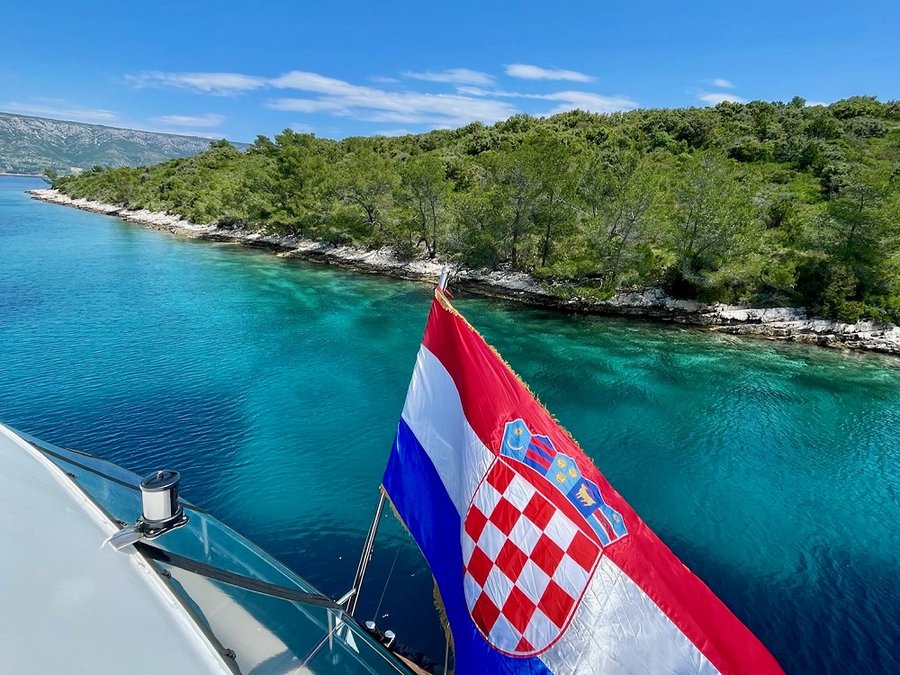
29,189,900,356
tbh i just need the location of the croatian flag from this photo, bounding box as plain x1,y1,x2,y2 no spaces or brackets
382,290,782,674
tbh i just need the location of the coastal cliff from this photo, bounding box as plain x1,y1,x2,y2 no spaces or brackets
29,188,900,357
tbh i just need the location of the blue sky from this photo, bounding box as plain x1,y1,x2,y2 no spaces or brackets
2,1,896,141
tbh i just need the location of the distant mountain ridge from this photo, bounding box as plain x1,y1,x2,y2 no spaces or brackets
0,112,247,175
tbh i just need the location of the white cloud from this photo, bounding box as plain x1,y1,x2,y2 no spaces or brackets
450,86,637,114
130,68,516,127
543,91,638,114
3,99,120,124
455,86,491,97
698,91,746,105
270,91,515,126
805,100,828,107
710,78,735,89
505,63,593,83
355,111,452,125
289,122,316,133
267,71,517,126
126,71,267,95
269,70,361,95
125,67,638,130
268,98,347,113
405,68,494,86
153,113,224,127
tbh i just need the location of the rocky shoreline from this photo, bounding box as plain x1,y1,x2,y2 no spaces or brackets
28,188,900,357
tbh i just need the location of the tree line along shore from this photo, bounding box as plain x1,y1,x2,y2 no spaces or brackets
51,96,899,324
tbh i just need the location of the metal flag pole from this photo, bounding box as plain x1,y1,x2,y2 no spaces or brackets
345,268,450,618
437,268,449,293
346,490,385,617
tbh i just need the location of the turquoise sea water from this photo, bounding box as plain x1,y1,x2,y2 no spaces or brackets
1,176,898,673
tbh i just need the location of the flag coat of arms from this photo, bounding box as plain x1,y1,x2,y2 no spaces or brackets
382,289,782,674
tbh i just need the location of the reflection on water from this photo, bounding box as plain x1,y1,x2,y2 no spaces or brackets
1,177,898,673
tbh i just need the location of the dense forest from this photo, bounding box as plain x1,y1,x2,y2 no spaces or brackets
54,96,899,322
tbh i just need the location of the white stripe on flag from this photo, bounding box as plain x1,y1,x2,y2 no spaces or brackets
400,345,494,516
541,556,719,674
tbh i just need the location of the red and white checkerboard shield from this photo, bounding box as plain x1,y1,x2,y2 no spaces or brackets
461,455,602,656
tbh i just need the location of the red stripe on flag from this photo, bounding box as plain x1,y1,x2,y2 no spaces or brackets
592,510,617,542
530,435,554,456
525,449,552,469
421,293,781,675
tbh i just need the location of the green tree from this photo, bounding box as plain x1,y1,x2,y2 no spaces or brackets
269,130,328,235
578,150,662,286
399,154,449,258
526,131,577,268
667,154,757,295
335,144,399,239
485,149,537,268
448,185,509,270
817,164,900,313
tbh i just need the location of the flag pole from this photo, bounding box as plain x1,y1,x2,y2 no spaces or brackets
346,490,385,617
346,268,450,618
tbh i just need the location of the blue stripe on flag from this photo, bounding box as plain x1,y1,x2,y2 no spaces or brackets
383,418,552,675
527,440,552,460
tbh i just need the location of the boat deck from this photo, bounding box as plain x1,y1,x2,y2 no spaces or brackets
0,424,231,674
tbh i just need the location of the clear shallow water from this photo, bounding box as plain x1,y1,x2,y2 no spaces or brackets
1,176,898,673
